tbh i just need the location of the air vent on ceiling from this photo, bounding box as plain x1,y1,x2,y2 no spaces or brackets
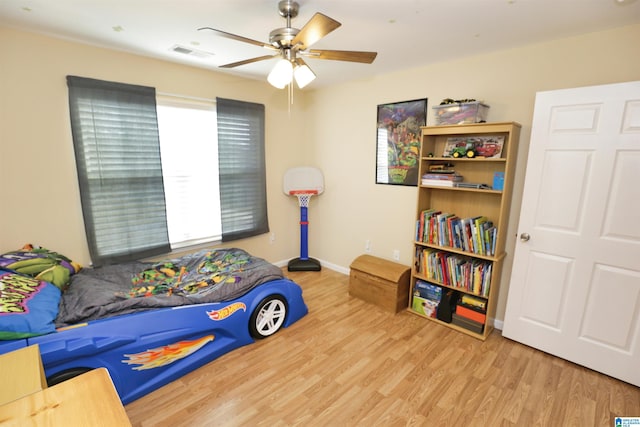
170,45,214,58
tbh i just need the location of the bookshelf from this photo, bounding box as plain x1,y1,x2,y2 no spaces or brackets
409,122,521,340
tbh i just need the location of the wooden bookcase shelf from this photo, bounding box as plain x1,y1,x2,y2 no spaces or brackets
408,122,521,340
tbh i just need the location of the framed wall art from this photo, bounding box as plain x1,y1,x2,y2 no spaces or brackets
375,98,428,186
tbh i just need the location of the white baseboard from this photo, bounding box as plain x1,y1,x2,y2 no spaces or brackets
274,258,349,275
273,259,288,268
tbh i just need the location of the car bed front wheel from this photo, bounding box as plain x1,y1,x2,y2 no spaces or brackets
249,295,287,339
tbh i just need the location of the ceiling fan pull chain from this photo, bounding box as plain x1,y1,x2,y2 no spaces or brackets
289,81,294,113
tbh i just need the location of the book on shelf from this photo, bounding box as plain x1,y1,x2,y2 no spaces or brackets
461,294,487,310
421,174,463,187
427,163,456,174
470,216,489,255
415,209,498,257
412,280,442,318
422,173,461,181
412,295,438,318
414,280,443,301
455,304,487,324
454,182,492,189
452,313,484,334
422,181,456,187
416,209,439,243
414,247,492,296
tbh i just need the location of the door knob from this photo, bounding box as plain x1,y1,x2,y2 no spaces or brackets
520,233,530,242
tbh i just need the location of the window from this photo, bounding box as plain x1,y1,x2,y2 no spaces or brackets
67,77,268,266
156,96,222,248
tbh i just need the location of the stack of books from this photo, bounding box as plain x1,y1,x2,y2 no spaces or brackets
452,294,487,333
421,173,463,187
421,163,462,187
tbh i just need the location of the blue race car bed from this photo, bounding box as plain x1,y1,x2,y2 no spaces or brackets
0,246,308,404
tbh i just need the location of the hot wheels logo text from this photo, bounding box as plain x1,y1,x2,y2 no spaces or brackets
207,302,246,321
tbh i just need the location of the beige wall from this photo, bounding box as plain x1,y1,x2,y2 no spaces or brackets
306,24,640,322
2,24,639,323
0,27,307,267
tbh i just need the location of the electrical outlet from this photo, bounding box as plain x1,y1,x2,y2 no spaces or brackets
393,249,400,261
365,240,372,253
269,232,276,244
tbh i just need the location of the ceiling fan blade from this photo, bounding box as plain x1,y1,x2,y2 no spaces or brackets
220,54,278,69
198,27,277,51
305,49,378,64
291,13,341,50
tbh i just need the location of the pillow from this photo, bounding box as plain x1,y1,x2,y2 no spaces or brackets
0,244,82,290
0,268,61,340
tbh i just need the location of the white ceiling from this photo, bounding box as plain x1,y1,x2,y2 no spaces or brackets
1,0,639,88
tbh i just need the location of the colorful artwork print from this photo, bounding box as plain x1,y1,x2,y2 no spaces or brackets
122,335,214,370
376,98,428,186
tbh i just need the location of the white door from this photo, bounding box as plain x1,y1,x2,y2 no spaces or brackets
502,81,640,387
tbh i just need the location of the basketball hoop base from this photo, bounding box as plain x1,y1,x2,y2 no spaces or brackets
287,257,321,272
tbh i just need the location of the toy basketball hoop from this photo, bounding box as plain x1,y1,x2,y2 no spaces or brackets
284,167,324,272
290,190,317,208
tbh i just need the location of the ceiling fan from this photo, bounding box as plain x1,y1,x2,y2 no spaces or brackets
198,0,378,89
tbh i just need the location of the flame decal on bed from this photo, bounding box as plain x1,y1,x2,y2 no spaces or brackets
207,302,246,321
122,335,214,370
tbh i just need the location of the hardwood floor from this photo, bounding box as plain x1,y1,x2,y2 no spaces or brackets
125,268,640,426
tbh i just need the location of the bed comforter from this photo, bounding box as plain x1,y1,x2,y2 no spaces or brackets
55,248,284,328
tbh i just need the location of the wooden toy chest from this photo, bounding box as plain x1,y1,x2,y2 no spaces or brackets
349,255,411,313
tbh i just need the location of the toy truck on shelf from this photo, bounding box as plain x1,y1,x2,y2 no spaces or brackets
444,136,503,159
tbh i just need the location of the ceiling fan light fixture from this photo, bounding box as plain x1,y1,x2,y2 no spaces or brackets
267,58,294,88
203,0,377,92
293,62,316,88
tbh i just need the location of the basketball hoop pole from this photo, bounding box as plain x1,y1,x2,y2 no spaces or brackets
288,191,321,272
299,202,310,260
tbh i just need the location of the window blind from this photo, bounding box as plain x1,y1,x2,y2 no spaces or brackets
216,98,269,241
67,76,170,266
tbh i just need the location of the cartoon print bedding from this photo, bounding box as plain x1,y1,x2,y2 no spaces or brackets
55,248,284,328
0,244,82,339
0,244,82,290
0,246,284,338
0,268,61,340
